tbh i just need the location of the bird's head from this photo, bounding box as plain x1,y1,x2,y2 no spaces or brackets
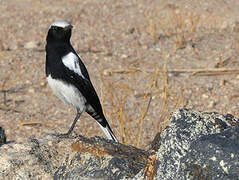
47,21,73,43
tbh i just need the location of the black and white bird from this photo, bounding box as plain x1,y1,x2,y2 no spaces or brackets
45,20,118,142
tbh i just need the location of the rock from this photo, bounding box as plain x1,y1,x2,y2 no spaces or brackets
24,41,39,49
134,109,239,180
0,127,6,146
0,134,148,179
1,109,239,179
54,136,148,179
181,126,239,179
28,88,35,93
208,100,216,108
5,42,19,51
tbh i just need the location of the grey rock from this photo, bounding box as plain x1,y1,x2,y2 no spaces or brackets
181,126,239,180
0,134,148,179
1,109,239,179
0,127,6,146
53,136,148,179
134,109,239,180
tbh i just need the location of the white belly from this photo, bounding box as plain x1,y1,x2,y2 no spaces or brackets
47,75,86,112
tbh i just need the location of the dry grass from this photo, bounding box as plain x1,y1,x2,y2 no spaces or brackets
165,68,239,76
101,55,185,149
100,58,239,148
0,61,25,112
143,154,157,180
100,62,239,149
145,5,200,50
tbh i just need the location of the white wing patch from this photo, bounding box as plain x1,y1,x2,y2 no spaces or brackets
62,52,85,79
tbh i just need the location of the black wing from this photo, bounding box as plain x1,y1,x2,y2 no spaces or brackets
62,58,104,116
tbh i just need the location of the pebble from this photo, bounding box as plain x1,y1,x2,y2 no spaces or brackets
40,81,47,87
28,88,35,93
6,43,18,51
208,101,216,108
121,54,127,58
202,94,209,99
25,80,31,84
155,47,161,52
220,80,227,86
24,41,38,49
48,141,53,146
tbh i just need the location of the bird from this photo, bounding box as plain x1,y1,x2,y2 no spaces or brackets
45,20,118,142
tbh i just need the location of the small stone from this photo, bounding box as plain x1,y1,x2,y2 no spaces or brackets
40,81,46,87
220,80,227,86
28,88,35,93
202,94,209,99
24,41,38,49
103,69,111,76
25,80,31,84
152,95,156,100
129,27,135,34
48,141,53,146
208,101,216,108
233,22,239,32
121,54,127,58
155,47,161,52
0,127,6,146
6,43,18,51
24,126,32,130
221,21,228,29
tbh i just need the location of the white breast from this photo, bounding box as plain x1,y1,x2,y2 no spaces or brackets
47,75,86,112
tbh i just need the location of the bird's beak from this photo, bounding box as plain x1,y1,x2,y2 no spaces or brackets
67,25,73,29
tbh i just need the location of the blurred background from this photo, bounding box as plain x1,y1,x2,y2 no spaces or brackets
1,0,239,149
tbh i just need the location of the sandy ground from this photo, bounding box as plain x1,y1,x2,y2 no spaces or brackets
1,0,239,149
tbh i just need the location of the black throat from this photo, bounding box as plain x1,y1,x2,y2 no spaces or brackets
45,28,73,78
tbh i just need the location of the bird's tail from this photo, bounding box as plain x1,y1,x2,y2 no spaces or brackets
86,107,118,142
96,121,118,142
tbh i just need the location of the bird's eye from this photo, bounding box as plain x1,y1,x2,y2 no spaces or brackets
52,26,60,31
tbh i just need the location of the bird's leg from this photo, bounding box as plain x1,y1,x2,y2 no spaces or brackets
55,109,82,138
65,110,82,135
